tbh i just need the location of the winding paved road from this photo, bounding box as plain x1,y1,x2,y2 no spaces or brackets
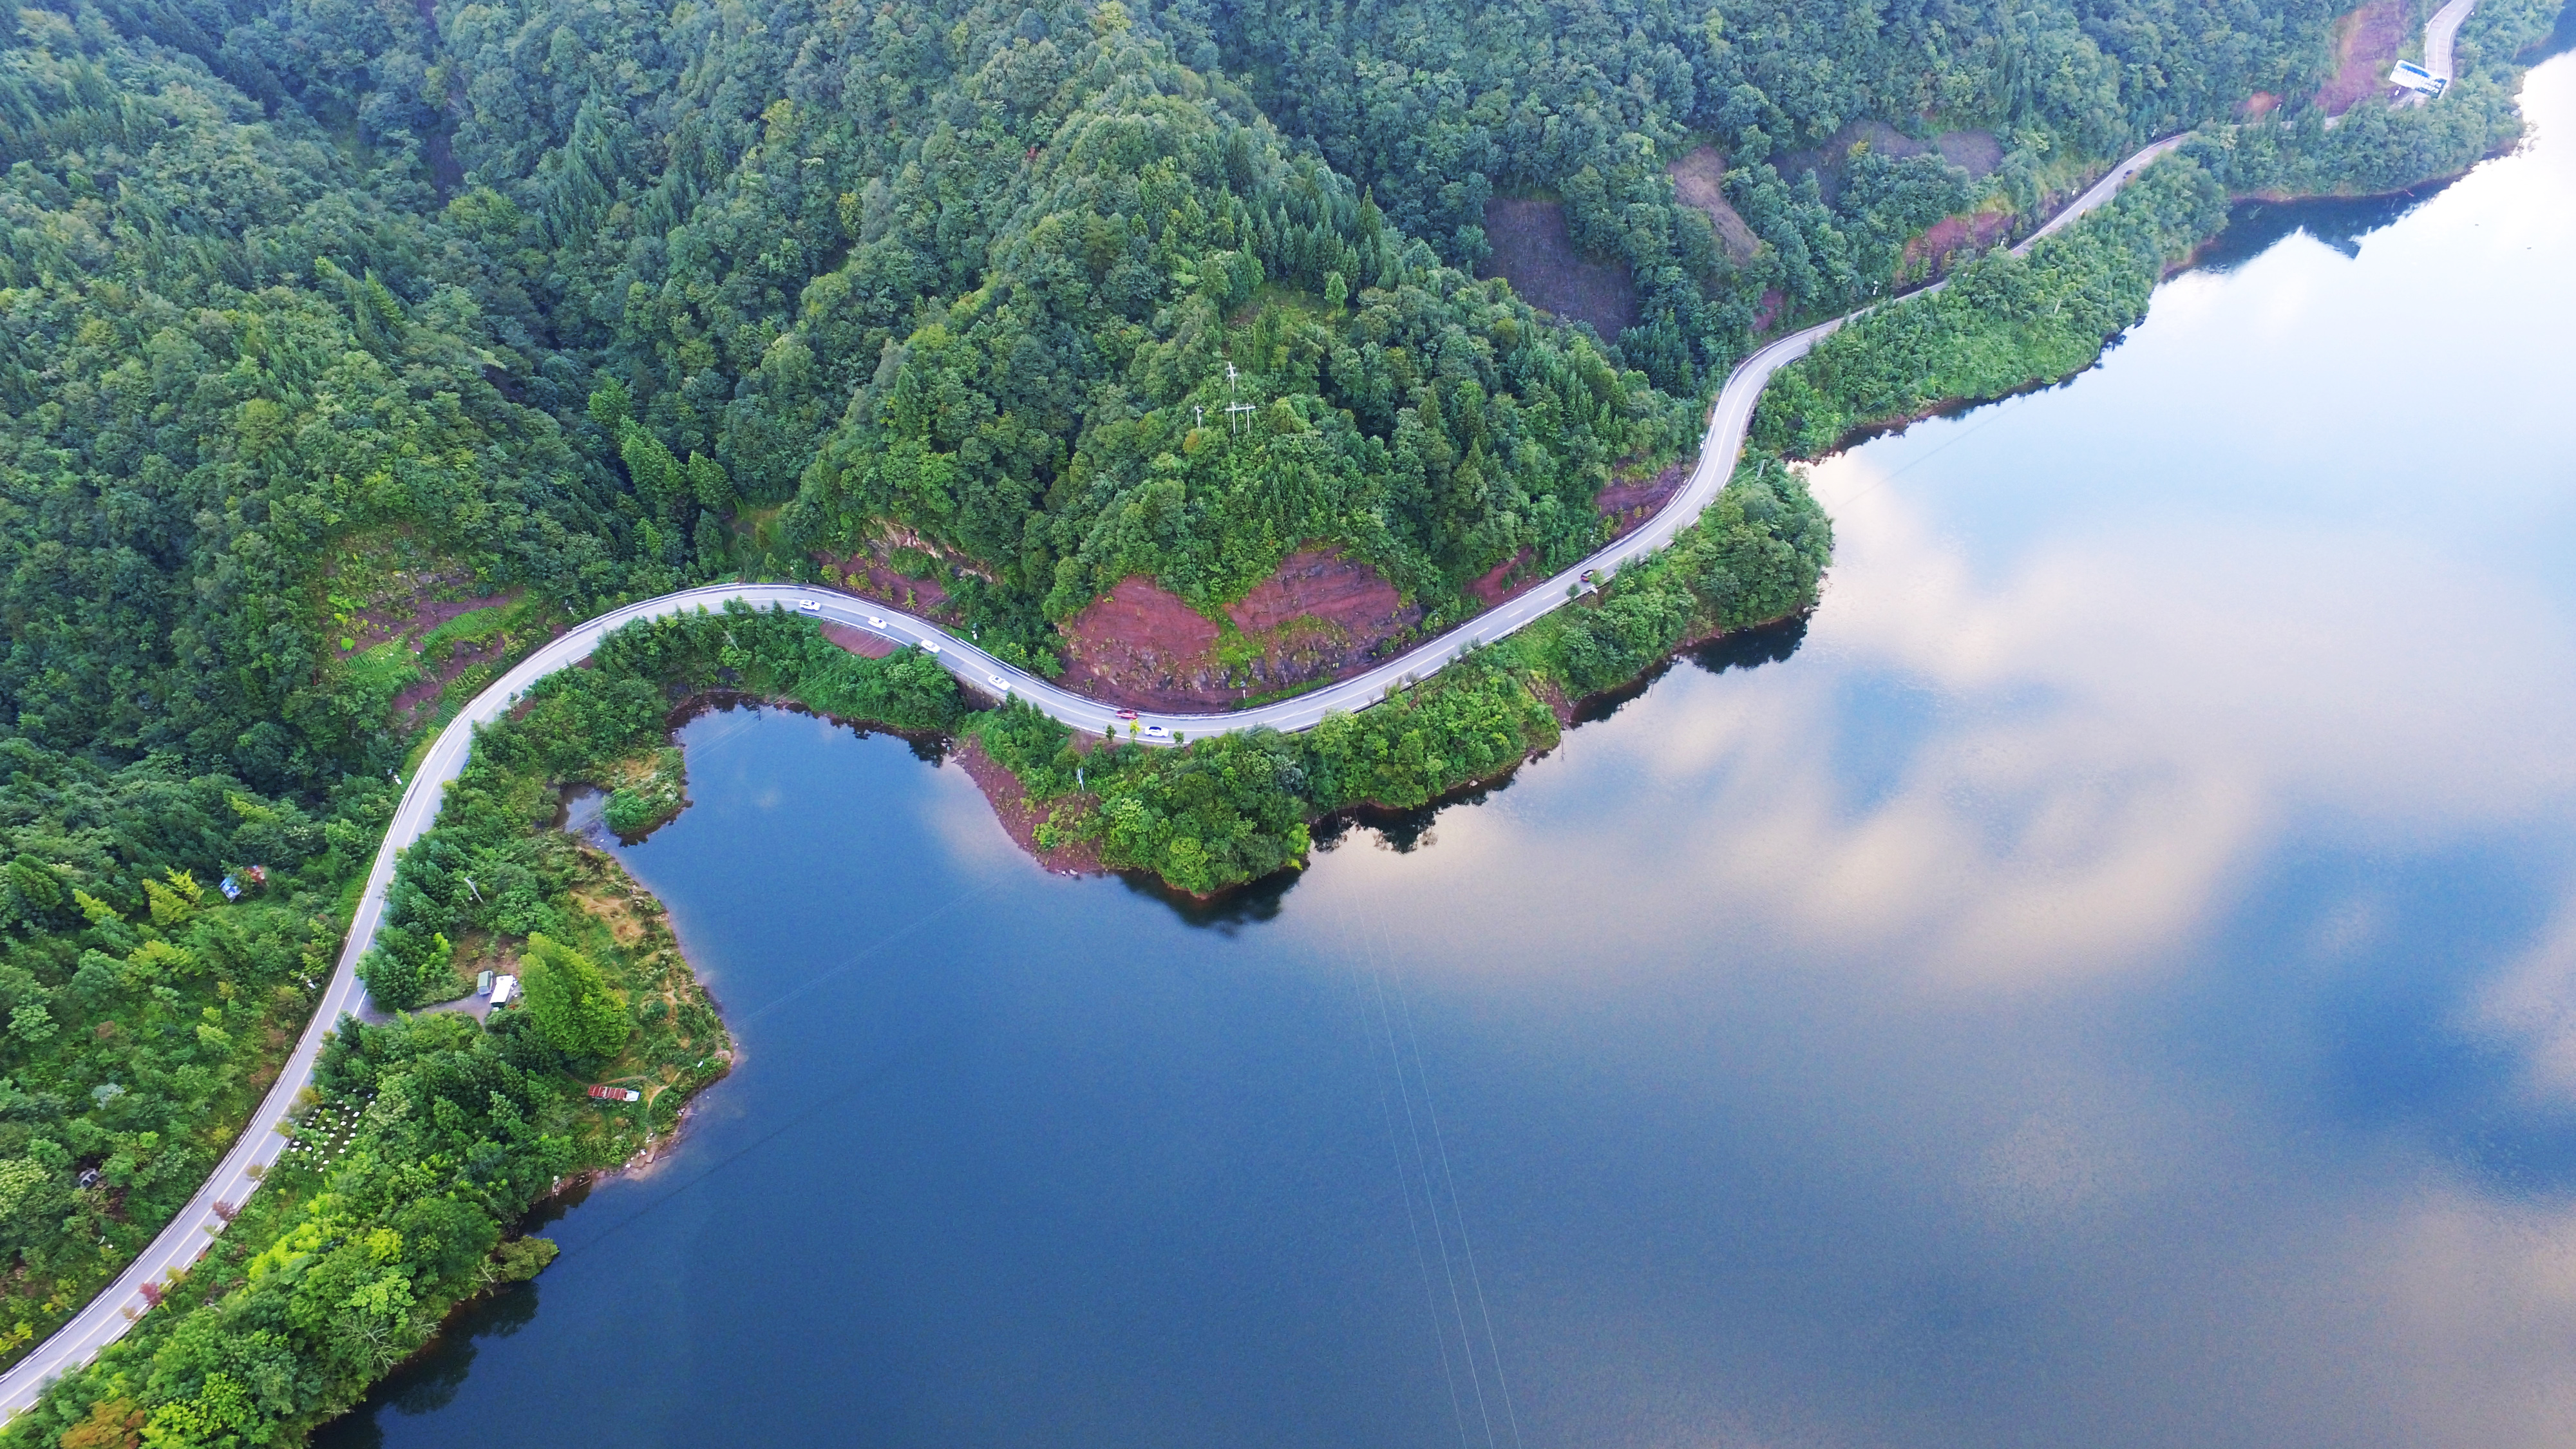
2423,0,2477,97
0,126,2213,1417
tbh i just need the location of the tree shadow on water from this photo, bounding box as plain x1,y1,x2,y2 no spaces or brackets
1315,773,1523,858
2190,189,2448,273
310,1282,542,1446
1571,613,1812,726
1111,616,1807,931
1118,866,1299,933
2527,0,2576,63
1690,614,1810,677
312,1186,594,1446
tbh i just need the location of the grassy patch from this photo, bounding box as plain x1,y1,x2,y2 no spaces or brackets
598,748,688,840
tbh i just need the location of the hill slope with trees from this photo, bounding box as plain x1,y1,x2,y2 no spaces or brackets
0,0,2562,1437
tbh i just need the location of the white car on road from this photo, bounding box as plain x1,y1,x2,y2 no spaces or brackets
797,599,822,614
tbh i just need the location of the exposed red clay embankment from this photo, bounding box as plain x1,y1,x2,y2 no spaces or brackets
1904,210,2014,272
2318,0,2409,115
819,621,897,659
952,738,1103,875
1468,459,1689,607
1052,458,1703,708
1668,146,1762,261
1056,547,1423,711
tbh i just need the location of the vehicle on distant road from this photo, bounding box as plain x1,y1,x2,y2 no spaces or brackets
1115,708,1140,721
988,674,1010,692
1142,724,1170,739
866,615,886,628
920,641,942,655
797,599,822,614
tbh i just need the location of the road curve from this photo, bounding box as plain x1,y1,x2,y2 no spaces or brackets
1,127,2199,1417
2418,0,2478,103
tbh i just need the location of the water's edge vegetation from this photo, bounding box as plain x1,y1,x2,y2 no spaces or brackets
0,0,2565,1439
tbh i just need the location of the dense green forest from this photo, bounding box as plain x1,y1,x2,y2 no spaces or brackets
0,0,2561,1434
0,647,743,1445
1757,153,2231,455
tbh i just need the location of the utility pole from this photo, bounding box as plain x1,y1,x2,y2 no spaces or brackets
1224,363,1258,434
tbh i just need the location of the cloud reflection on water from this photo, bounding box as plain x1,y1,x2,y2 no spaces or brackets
1297,52,2576,1449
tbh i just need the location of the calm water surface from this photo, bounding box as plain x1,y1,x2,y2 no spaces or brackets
323,58,2576,1449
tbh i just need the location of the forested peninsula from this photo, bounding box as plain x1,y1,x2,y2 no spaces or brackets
0,0,2564,1439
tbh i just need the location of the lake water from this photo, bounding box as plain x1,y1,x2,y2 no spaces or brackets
321,57,2576,1449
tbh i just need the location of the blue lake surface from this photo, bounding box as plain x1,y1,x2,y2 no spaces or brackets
321,56,2576,1449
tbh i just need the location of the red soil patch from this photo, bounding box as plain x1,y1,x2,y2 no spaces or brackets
953,738,1104,875
1229,548,1406,634
1478,198,1638,337
1054,549,1424,711
1468,548,1539,608
371,589,547,731
820,553,953,617
332,565,495,657
1052,577,1222,710
1595,459,1690,539
1753,288,1786,334
819,621,897,659
1461,459,1690,610
2241,91,2282,118
1902,209,2013,275
2317,0,2408,116
1667,146,1761,262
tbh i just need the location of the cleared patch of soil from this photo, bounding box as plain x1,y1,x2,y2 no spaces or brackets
819,621,898,659
1903,209,2014,272
1053,578,1222,710
1754,287,1786,334
1468,548,1539,608
1667,147,1761,261
1231,548,1409,636
1930,129,2004,178
2242,91,2283,118
1478,198,1638,337
953,737,1104,875
388,607,558,734
1054,549,1424,710
1773,122,2001,205
330,560,498,657
330,560,545,734
2318,0,2408,115
1596,459,1690,539
1460,459,1690,611
820,551,954,617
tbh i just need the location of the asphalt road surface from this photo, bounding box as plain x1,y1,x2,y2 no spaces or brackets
2422,0,2478,98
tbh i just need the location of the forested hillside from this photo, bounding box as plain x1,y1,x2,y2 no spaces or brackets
0,0,2538,813
0,0,2559,1433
